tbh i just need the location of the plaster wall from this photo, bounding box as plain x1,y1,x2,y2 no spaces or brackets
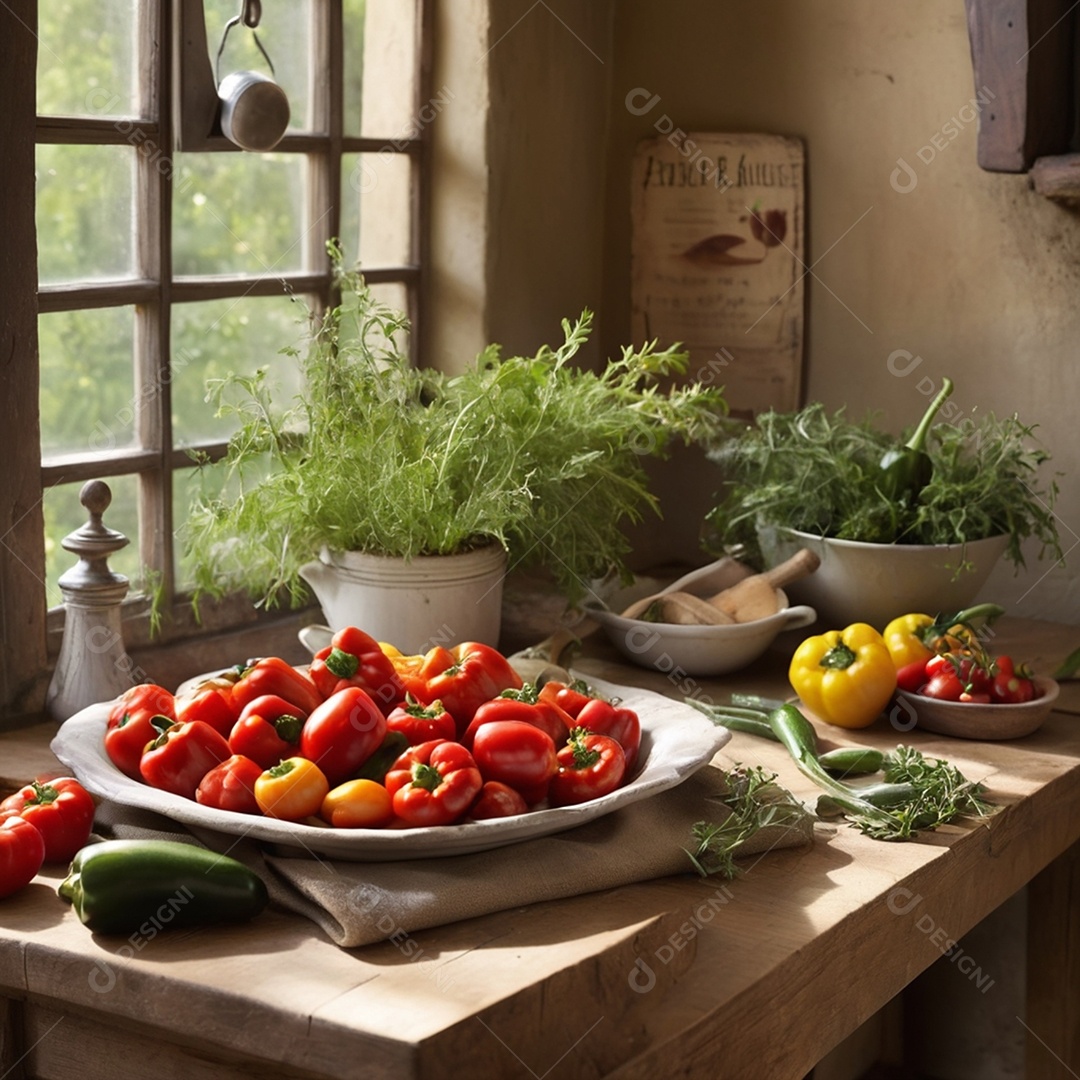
600,0,1080,623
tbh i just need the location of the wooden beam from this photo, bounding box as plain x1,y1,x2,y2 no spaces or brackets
964,0,1076,171
1027,840,1080,1076
1030,152,1080,200
0,0,49,719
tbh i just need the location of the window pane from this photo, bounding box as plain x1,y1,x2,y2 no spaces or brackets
37,0,139,118
173,153,306,276
171,294,310,446
44,475,141,610
39,307,136,458
348,0,419,139
203,0,312,131
36,144,135,284
340,152,413,268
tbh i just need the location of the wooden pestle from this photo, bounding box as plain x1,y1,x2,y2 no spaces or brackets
708,548,821,622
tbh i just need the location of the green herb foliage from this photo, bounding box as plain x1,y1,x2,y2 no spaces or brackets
686,765,811,879
183,252,726,607
706,402,1060,567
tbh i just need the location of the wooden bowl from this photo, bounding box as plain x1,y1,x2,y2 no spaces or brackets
892,677,1060,740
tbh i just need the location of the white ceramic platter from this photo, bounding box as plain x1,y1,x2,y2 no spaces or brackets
51,676,730,862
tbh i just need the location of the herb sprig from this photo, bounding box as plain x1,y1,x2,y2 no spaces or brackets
686,765,811,878
183,249,726,607
706,402,1061,568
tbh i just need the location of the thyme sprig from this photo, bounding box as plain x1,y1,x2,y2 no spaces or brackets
686,765,811,878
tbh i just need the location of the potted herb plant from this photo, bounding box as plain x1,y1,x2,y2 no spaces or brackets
183,252,727,651
704,390,1061,630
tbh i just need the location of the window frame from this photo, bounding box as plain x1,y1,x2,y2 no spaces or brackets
0,0,432,720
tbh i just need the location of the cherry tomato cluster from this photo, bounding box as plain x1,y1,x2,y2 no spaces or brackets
897,646,1041,705
103,628,642,829
0,776,95,898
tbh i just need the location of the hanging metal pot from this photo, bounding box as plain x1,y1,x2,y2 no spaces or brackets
216,0,290,152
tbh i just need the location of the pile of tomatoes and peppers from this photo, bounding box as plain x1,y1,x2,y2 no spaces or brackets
787,604,1041,730
0,775,96,900
103,628,643,830
884,607,1041,705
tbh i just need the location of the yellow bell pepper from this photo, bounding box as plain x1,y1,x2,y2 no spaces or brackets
882,613,935,671
789,622,897,729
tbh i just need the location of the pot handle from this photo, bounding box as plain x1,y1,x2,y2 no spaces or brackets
298,623,334,656
781,605,818,631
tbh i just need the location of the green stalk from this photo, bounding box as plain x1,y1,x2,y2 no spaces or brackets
765,705,908,836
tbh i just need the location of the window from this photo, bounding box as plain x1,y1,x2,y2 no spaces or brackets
0,0,430,718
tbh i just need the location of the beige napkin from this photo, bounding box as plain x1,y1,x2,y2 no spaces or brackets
94,765,812,948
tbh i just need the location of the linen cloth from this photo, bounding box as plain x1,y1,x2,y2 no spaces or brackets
94,764,813,948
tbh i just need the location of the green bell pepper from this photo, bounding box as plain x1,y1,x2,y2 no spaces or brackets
58,840,268,936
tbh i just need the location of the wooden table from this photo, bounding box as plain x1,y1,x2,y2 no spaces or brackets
1,617,1078,1080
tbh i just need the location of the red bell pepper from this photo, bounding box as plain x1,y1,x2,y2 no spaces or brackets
105,709,164,779
105,683,179,778
537,679,594,719
414,642,523,735
549,730,626,807
308,626,403,715
196,755,265,815
175,677,240,739
384,740,483,826
228,694,307,768
574,697,641,772
107,683,176,729
139,719,232,800
386,695,458,746
0,816,45,899
231,657,322,717
0,777,95,863
461,684,572,749
299,686,388,786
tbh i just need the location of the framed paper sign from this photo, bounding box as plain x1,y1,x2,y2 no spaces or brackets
631,133,805,415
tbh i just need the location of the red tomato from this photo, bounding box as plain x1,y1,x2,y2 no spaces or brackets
0,816,46,899
196,755,265,815
299,687,387,786
384,740,482,826
471,721,557,806
896,659,929,694
462,695,571,751
386,696,457,746
469,781,529,820
920,670,966,701
0,778,95,863
549,733,626,807
574,699,642,772
320,779,395,829
991,656,1038,703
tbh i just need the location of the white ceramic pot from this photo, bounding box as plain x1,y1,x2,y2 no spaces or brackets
759,527,1010,631
298,544,508,653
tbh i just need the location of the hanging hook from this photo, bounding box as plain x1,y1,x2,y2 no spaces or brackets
216,0,276,85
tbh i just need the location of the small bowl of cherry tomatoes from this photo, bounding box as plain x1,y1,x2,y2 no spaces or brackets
893,649,1060,740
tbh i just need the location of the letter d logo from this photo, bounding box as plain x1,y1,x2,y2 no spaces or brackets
890,157,918,194
628,958,657,994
